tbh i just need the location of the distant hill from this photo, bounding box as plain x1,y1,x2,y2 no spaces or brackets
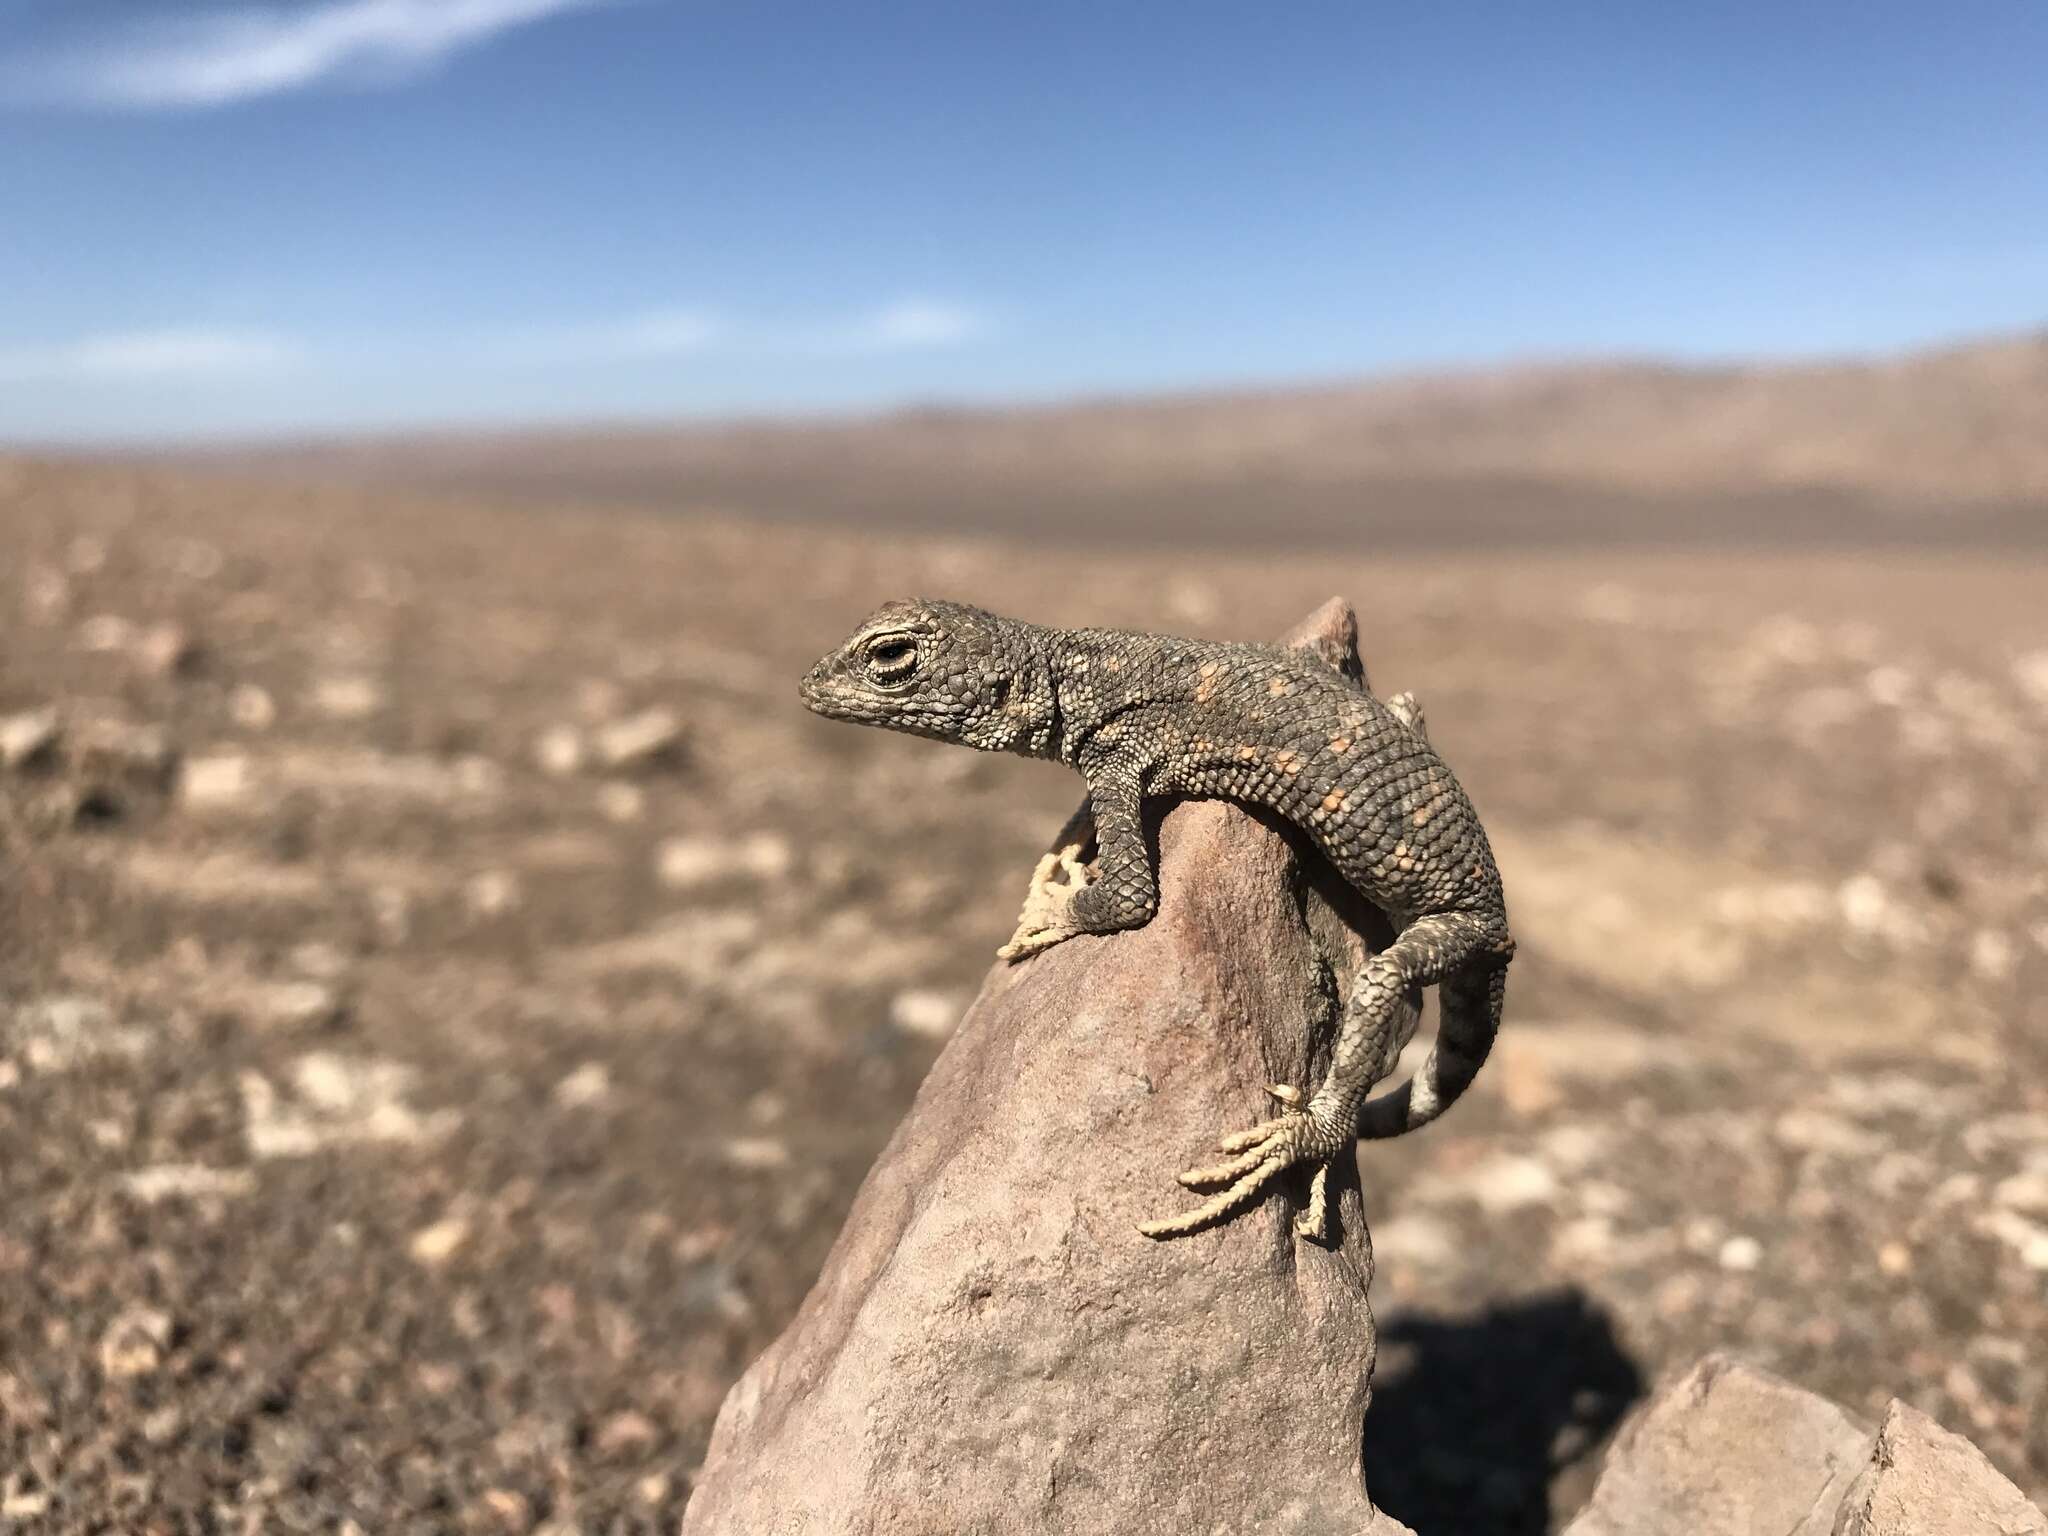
144,331,2048,549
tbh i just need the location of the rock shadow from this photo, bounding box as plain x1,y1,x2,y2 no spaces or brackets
1364,1288,1645,1536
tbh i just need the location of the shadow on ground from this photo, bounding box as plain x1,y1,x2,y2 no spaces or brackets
1365,1289,1645,1536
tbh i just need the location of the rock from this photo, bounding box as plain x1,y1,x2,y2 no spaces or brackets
68,716,176,789
682,599,1413,1536
887,986,962,1039
655,831,793,888
314,675,385,719
179,752,255,810
229,683,277,731
99,1306,175,1380
409,1213,472,1267
0,707,60,771
134,621,200,677
534,724,586,776
594,707,683,772
1563,1355,2048,1536
1834,1400,2047,1534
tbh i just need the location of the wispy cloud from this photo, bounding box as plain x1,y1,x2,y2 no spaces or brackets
491,299,991,363
0,328,297,383
15,0,609,110
838,300,990,352
497,307,723,363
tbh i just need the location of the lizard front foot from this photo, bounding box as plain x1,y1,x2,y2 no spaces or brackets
1137,1090,1347,1244
997,842,1095,961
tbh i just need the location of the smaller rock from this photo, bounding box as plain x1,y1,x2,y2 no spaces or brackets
656,832,793,889
69,717,176,788
597,782,645,822
229,684,277,731
98,1306,174,1380
1717,1235,1763,1272
77,613,135,653
595,1409,661,1460
535,725,586,776
721,1137,791,1171
595,707,683,772
1837,1399,2047,1535
314,675,384,719
554,1062,611,1109
476,1488,532,1529
23,565,70,624
180,753,256,810
410,1214,472,1267
466,869,522,917
888,987,961,1039
135,621,200,678
0,707,60,771
121,1164,258,1204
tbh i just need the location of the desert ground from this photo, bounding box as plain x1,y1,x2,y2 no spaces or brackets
4,349,2047,1532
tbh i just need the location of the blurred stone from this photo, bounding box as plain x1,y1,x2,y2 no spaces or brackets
466,869,522,917
69,717,175,788
656,832,792,889
314,675,384,719
23,565,70,624
597,782,645,822
1716,1235,1763,1272
595,707,683,772
410,1214,472,1267
121,1164,258,1204
229,683,277,730
534,724,585,776
180,752,255,810
595,1410,660,1460
0,707,60,771
135,621,199,677
683,599,1412,1536
77,613,133,652
98,1306,174,1380
887,987,961,1039
554,1062,610,1108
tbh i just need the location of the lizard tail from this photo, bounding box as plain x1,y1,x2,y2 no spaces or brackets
1355,957,1506,1139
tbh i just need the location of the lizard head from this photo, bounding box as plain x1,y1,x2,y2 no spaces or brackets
800,598,1055,756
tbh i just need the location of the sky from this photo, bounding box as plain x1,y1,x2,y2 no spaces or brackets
0,0,2043,444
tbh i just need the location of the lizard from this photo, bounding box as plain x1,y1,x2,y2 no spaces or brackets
799,598,1514,1242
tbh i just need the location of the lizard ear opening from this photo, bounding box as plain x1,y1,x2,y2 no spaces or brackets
989,676,1012,711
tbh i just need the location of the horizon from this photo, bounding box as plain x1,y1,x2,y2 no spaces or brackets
4,1,2046,445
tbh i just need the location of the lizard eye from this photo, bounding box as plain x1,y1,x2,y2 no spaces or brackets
864,634,919,685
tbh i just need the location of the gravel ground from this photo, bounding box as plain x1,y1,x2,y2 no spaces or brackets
1,455,2044,1533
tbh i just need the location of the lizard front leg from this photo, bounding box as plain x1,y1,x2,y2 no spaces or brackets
999,759,1155,960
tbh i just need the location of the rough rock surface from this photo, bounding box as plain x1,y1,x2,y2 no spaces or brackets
682,600,1413,1536
1564,1354,2047,1536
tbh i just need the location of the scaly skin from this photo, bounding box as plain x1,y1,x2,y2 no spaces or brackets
800,599,1514,1242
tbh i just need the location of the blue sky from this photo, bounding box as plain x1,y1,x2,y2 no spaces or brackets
1,0,2043,444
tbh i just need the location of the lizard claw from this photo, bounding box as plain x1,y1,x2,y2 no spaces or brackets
997,843,1094,961
1138,1106,1346,1244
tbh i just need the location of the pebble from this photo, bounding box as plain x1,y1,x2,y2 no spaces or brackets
134,621,199,677
229,683,277,730
179,752,255,809
314,675,384,719
889,988,962,1039
595,707,684,771
77,613,134,652
121,1164,258,1204
409,1214,472,1267
0,707,60,770
554,1062,611,1108
466,869,523,917
597,782,646,822
98,1306,174,1380
535,724,585,776
657,832,793,889
1717,1234,1764,1272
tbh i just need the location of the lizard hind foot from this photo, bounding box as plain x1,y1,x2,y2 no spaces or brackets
997,842,1095,961
1137,1107,1345,1244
